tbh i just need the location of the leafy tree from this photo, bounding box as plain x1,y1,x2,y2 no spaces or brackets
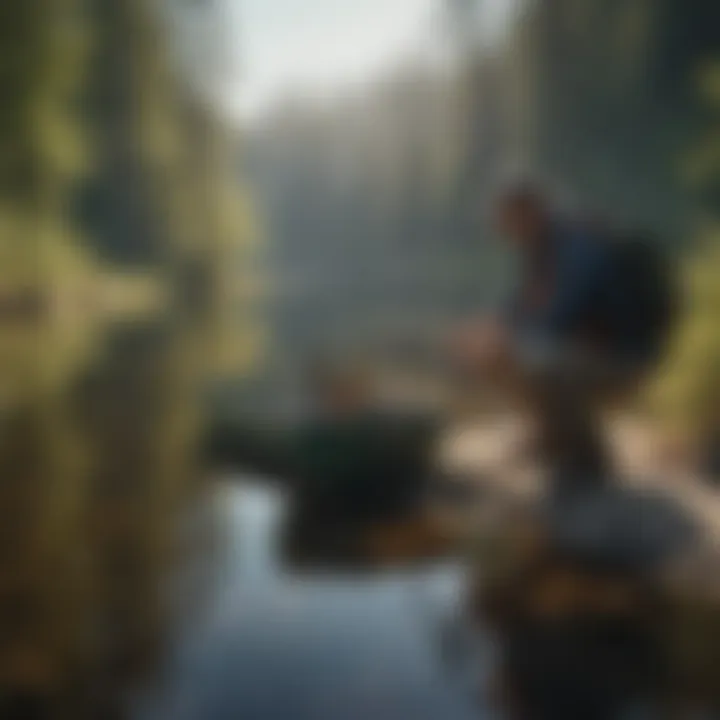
0,0,262,711
651,60,720,441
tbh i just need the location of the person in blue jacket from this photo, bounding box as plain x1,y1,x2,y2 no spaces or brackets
454,181,660,492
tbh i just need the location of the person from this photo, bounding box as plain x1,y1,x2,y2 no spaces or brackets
205,362,441,560
452,180,665,493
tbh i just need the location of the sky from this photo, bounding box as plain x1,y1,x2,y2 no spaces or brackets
227,0,514,123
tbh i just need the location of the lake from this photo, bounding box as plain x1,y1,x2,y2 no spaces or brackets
135,479,496,720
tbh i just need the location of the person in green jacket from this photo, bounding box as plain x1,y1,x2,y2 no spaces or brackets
206,363,440,528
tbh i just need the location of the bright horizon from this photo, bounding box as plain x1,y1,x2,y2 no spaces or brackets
228,0,514,124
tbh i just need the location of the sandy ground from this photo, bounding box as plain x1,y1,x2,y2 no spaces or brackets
433,414,720,596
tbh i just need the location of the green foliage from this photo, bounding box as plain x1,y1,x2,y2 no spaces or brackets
0,1,261,704
652,230,720,430
650,56,720,434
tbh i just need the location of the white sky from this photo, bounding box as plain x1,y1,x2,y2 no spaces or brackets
227,0,513,122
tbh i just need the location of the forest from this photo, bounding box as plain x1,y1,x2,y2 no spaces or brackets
0,1,260,716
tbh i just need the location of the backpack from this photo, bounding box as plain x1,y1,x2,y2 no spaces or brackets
609,233,678,357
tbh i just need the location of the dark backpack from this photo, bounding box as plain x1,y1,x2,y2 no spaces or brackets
609,233,678,357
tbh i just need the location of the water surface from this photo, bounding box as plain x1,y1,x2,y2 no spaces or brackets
138,480,495,720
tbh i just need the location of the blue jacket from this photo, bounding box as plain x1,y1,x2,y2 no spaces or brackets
509,221,640,360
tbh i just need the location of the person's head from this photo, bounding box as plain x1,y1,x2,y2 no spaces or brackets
494,180,553,250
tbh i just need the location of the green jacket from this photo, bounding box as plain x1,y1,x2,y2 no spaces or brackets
206,410,440,522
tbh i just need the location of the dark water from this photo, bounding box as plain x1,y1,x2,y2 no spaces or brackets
0,303,497,719
135,480,495,720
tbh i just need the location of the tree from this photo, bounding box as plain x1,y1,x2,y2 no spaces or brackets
650,60,720,445
503,0,712,235
0,0,263,712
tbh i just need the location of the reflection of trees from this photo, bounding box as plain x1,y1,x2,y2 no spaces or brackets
71,321,205,707
0,0,259,715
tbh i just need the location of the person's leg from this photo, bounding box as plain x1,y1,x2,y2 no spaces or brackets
530,365,611,492
451,321,639,488
523,350,645,494
459,342,608,480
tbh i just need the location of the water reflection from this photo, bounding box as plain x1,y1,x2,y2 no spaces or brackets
0,306,215,719
140,480,487,720
0,294,489,720
1,305,702,719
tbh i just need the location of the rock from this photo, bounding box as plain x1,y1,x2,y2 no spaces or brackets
542,483,701,574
